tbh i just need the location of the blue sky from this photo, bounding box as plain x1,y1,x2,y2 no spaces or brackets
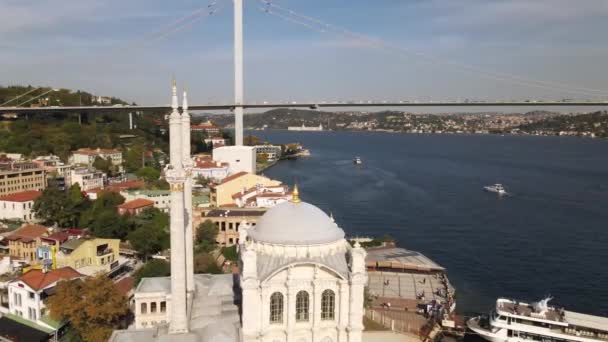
1,0,608,105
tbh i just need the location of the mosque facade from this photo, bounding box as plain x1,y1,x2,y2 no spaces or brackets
110,85,367,342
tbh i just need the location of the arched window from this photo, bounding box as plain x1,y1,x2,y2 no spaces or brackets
295,291,309,322
321,289,335,320
269,292,284,324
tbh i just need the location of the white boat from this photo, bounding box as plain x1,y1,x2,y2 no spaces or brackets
353,157,362,165
468,297,608,342
484,183,507,195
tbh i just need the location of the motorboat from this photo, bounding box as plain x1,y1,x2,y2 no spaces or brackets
484,183,507,195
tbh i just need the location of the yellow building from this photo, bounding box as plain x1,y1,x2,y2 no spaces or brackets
211,172,281,207
55,238,121,276
6,224,49,264
198,208,266,246
0,167,46,197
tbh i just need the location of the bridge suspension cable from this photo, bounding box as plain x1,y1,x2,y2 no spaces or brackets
132,0,227,48
0,87,42,107
15,88,57,107
257,0,608,98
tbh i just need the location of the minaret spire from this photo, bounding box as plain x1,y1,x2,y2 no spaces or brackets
181,87,195,297
171,79,179,112
166,80,188,334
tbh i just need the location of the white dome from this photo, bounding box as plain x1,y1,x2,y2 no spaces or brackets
249,201,345,245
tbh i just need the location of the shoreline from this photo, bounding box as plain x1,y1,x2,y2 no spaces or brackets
249,128,607,140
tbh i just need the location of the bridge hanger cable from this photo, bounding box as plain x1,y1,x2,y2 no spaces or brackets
0,87,42,107
15,89,56,107
134,0,226,47
257,0,608,97
1,1,225,108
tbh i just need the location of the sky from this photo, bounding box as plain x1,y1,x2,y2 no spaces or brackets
1,0,608,105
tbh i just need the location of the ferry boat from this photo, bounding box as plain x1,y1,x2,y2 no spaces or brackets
353,157,363,165
468,298,608,342
484,183,507,195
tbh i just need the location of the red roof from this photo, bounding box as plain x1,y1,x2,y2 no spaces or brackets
232,187,256,199
115,277,134,296
73,148,120,156
257,192,291,198
85,187,103,194
0,190,41,202
194,160,228,169
16,267,82,291
220,171,248,184
117,198,154,210
40,232,70,244
7,224,48,242
106,180,145,192
191,124,218,130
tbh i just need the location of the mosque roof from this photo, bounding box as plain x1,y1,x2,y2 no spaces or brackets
248,200,344,245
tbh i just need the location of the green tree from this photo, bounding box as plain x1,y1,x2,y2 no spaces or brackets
195,175,212,187
128,224,169,261
193,252,222,274
79,191,125,229
195,219,218,252
33,184,70,227
244,135,260,146
88,210,132,240
135,166,160,184
92,156,111,174
124,144,145,173
133,259,171,285
46,275,128,342
127,208,169,260
221,245,238,262
65,184,90,227
256,153,268,164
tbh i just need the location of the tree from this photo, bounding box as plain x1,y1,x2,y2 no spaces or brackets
133,259,171,285
135,166,160,184
92,156,111,174
65,184,90,227
127,208,169,260
244,135,261,146
88,210,132,240
221,245,238,262
193,252,222,274
256,153,268,164
196,219,218,252
46,275,128,342
195,175,212,187
79,191,125,230
124,144,145,173
33,184,70,227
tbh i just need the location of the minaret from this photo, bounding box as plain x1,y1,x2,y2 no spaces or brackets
181,88,195,296
166,80,189,334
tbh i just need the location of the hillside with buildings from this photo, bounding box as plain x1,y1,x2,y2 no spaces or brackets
200,109,607,138
0,85,130,108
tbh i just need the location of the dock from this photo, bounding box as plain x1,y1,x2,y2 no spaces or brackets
364,244,463,340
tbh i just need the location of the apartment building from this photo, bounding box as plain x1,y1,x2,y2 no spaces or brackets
0,168,46,197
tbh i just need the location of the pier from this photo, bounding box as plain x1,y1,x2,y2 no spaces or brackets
364,243,463,340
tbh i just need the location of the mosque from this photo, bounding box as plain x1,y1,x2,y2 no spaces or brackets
110,84,368,342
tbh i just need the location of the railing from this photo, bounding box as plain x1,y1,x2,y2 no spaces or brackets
97,248,113,256
365,308,430,337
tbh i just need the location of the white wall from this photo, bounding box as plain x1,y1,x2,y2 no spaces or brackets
134,292,170,329
213,146,256,175
7,282,50,328
0,200,36,222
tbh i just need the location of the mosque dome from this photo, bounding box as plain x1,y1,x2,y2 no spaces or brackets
248,187,345,245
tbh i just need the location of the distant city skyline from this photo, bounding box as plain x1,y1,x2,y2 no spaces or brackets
1,0,608,105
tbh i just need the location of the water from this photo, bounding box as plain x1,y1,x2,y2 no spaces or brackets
252,130,608,316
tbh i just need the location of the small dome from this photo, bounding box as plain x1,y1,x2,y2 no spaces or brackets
249,201,345,245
